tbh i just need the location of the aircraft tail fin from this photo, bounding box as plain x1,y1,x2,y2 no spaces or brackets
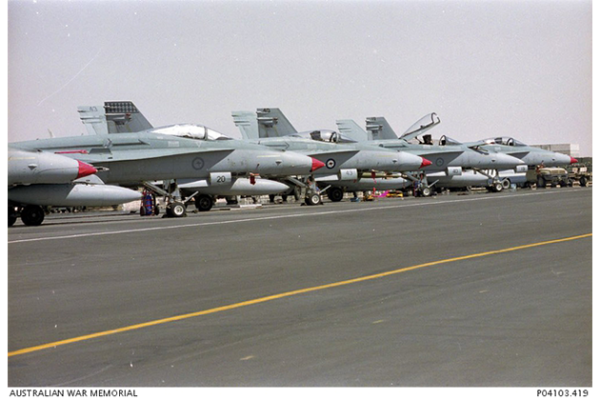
77,101,153,135
336,120,369,142
365,117,399,140
255,108,297,138
78,105,110,135
103,101,153,133
232,111,259,140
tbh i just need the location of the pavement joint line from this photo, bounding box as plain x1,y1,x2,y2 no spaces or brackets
8,190,569,244
8,232,592,358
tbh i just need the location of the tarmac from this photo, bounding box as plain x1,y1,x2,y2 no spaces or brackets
7,187,593,387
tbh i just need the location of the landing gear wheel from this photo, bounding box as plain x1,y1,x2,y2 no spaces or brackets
166,202,187,218
580,177,588,187
21,205,45,226
420,186,432,197
327,187,344,202
493,182,503,192
501,179,511,190
304,193,321,206
195,195,213,212
8,206,17,227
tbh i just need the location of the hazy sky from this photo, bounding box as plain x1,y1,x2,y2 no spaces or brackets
7,0,593,155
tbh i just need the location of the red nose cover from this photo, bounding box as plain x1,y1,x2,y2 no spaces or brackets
76,161,97,179
311,158,325,172
419,158,432,168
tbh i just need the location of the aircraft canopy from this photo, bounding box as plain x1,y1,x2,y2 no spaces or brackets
291,130,357,143
151,124,233,141
483,137,527,146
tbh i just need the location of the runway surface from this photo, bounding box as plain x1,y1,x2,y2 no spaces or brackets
7,188,592,387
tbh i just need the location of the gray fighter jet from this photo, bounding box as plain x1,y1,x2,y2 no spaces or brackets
8,147,141,226
463,136,577,167
407,135,577,192
336,114,526,195
363,114,576,191
10,122,324,216
232,108,431,203
75,102,323,210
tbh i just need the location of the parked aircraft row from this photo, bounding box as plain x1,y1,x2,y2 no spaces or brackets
8,102,577,226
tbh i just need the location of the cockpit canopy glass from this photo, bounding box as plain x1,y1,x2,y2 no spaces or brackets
151,124,233,140
400,113,441,139
438,135,462,146
483,137,527,146
291,130,357,143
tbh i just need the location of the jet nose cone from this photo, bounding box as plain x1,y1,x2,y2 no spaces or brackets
570,157,578,164
311,158,325,172
76,160,97,179
419,158,432,169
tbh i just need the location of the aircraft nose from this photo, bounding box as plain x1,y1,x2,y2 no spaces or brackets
419,158,432,169
550,153,575,166
311,158,325,172
76,161,97,179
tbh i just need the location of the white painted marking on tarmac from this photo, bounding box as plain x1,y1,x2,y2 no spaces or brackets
7,190,568,244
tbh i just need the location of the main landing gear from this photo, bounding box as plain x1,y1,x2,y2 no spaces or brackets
143,180,192,218
286,176,323,206
8,204,46,227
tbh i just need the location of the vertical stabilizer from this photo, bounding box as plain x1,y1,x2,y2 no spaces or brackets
255,108,297,138
335,120,369,142
103,101,153,133
232,111,259,140
78,101,153,134
365,117,399,140
77,105,109,135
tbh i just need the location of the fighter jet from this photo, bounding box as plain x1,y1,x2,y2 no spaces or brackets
412,136,577,192
11,120,324,216
336,114,526,195
75,102,323,210
8,147,141,226
465,136,577,167
232,108,431,203
368,114,576,191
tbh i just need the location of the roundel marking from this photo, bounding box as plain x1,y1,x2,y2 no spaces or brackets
192,157,205,170
435,157,445,167
326,158,336,169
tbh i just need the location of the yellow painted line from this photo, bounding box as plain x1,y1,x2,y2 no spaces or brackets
8,233,592,358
